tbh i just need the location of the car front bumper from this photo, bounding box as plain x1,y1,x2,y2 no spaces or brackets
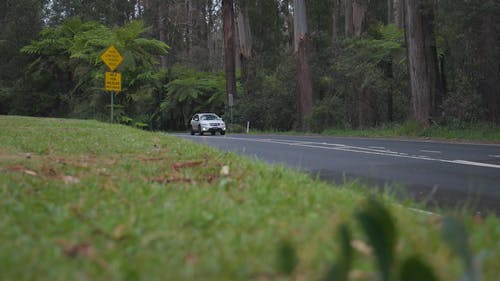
201,126,226,133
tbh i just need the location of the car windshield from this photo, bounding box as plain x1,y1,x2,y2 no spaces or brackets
201,115,219,121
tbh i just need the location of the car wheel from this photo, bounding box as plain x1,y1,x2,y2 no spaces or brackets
211,131,215,136
199,125,203,136
220,131,226,135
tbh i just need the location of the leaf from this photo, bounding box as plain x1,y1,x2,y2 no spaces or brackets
61,175,80,184
442,217,477,281
58,240,95,258
399,256,440,281
171,160,203,171
2,165,38,176
322,224,353,281
356,198,397,281
277,239,298,276
351,239,372,256
219,165,230,176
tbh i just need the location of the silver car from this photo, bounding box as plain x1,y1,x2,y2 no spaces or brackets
190,113,226,135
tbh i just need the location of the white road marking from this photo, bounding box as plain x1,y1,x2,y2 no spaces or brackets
180,135,500,169
418,156,432,159
420,150,441,154
489,155,500,158
408,207,439,216
447,160,500,169
369,146,386,150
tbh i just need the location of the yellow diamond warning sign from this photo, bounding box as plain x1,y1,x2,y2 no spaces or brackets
101,45,123,71
105,72,122,92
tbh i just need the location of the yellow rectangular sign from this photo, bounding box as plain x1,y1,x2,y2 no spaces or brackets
105,72,122,92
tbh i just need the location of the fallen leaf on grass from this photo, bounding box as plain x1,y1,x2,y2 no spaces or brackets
58,240,95,258
137,156,167,162
112,224,129,240
172,160,204,171
351,239,372,255
184,254,199,265
23,169,37,176
220,165,230,176
2,165,38,176
44,167,58,178
104,159,117,165
206,174,220,183
150,176,193,184
61,175,80,184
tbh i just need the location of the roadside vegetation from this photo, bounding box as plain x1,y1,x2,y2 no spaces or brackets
321,121,500,143
237,120,500,144
1,116,498,281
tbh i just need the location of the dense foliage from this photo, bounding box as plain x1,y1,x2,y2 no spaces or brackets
0,0,498,131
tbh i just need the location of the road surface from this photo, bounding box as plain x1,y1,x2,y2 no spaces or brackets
172,133,500,215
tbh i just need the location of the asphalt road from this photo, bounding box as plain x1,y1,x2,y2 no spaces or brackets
172,133,500,215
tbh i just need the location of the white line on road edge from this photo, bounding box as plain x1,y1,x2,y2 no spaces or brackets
420,150,441,154
447,160,500,169
401,205,439,217
489,155,500,158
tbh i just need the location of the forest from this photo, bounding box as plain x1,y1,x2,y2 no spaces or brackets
0,0,499,132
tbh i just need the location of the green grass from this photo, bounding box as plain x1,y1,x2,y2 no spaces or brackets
242,120,500,143
1,115,499,281
322,121,500,143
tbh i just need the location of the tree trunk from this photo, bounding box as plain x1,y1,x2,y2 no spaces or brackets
352,0,371,127
387,0,394,24
404,0,440,127
478,8,500,123
345,0,354,36
352,0,367,37
397,0,405,29
332,0,340,43
386,0,395,121
294,0,313,131
158,1,168,68
223,0,237,102
207,0,217,72
236,6,253,94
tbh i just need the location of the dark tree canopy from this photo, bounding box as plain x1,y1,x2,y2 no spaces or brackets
0,0,499,130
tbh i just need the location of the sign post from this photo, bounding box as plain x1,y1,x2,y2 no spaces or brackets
100,45,123,123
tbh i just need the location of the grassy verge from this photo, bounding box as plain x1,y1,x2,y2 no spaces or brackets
239,121,500,143
1,116,498,281
322,121,500,143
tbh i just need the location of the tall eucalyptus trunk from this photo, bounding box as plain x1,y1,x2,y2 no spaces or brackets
345,0,354,36
223,0,237,102
158,0,168,68
236,6,253,95
294,0,313,131
404,0,441,127
352,0,367,37
387,0,395,121
332,0,340,43
397,0,405,29
388,0,394,24
352,0,372,127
